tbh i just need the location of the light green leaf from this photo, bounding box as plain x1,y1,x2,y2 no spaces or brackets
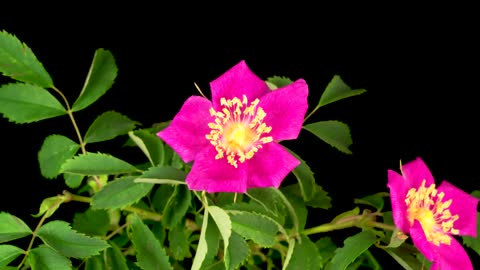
37,221,110,258
32,195,66,218
127,214,173,270
38,135,80,179
60,152,139,176
72,49,117,112
318,75,366,108
0,30,53,88
84,111,139,144
303,120,353,154
105,241,129,270
0,244,24,267
286,148,316,201
64,174,84,188
463,213,480,256
0,83,66,123
332,207,360,223
0,212,32,243
330,230,378,270
266,76,293,90
128,130,165,166
229,211,279,247
284,234,322,270
91,176,153,210
72,209,110,236
162,184,191,228
191,209,210,270
27,245,72,270
208,206,232,269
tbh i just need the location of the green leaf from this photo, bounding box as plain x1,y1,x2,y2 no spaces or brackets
284,234,322,270
192,209,219,270
128,130,165,166
266,76,293,90
64,174,84,188
61,152,139,176
72,209,110,236
168,223,192,261
463,213,480,256
208,206,232,269
72,49,117,112
37,221,110,258
38,135,80,179
330,230,378,270
305,184,332,210
32,195,66,218
162,184,192,228
152,184,175,213
318,75,366,108
136,165,187,184
105,241,129,270
27,245,72,270
382,246,424,270
332,207,360,223
354,192,389,212
246,188,287,224
280,185,308,232
226,232,250,270
85,255,104,270
315,237,337,266
303,120,353,154
229,211,279,247
91,176,153,210
0,30,53,88
286,148,315,201
0,212,32,243
84,111,139,144
0,244,24,267
0,83,66,123
127,214,173,270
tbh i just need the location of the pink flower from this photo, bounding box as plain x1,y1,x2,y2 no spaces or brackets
387,157,479,270
158,60,309,193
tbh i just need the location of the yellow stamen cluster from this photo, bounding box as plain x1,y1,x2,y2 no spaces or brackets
405,179,459,246
205,95,273,168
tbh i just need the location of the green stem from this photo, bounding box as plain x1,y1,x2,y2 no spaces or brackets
303,214,397,236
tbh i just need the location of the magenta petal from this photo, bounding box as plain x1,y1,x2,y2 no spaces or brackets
401,157,435,187
437,181,479,237
246,143,300,189
432,237,474,270
387,170,410,233
157,96,213,162
409,221,436,262
210,60,270,109
185,147,248,193
259,79,309,141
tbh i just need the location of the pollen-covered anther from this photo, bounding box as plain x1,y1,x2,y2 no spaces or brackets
405,179,460,246
205,95,273,167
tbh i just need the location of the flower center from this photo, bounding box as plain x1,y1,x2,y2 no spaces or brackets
405,179,459,246
205,95,273,168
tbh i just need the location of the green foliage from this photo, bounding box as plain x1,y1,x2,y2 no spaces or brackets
303,120,353,154
0,212,32,243
38,135,80,179
84,111,140,144
317,74,366,108
0,245,24,267
91,176,153,209
284,234,322,270
61,152,139,176
329,230,378,270
27,245,73,270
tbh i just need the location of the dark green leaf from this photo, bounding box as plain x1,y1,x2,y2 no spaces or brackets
286,148,315,201
226,232,250,270
0,83,66,123
382,245,424,270
354,192,388,211
61,152,139,176
318,75,366,108
128,130,165,166
0,212,32,243
27,245,72,270
284,234,322,270
303,120,353,154
73,209,110,236
38,135,80,179
105,241,129,270
84,111,139,144
0,244,24,267
229,211,279,247
72,49,117,112
127,214,173,270
0,30,53,87
168,223,192,260
305,184,332,210
85,255,104,270
265,76,293,90
463,213,480,256
162,184,191,228
315,237,337,266
330,230,378,270
37,221,110,258
280,185,308,231
91,176,153,210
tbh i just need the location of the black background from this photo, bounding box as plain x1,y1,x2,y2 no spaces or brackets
1,5,479,268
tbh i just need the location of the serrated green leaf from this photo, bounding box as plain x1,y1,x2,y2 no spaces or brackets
330,230,377,270
208,206,232,269
229,211,279,247
152,184,175,213
91,176,153,210
382,246,423,270
162,184,191,228
0,244,24,267
226,232,250,270
37,221,110,258
315,237,337,266
64,174,84,188
72,209,110,236
128,130,165,166
61,152,139,176
84,111,139,144
104,241,129,270
303,120,353,154
0,212,32,243
84,254,104,270
284,234,322,270
280,185,308,232
136,165,187,184
286,148,315,201
246,188,287,224
0,30,53,87
38,135,80,179
463,213,480,256
0,83,66,123
32,195,66,218
318,75,366,108
354,192,388,212
127,214,173,270
72,49,117,112
305,184,332,210
168,223,192,260
27,245,72,270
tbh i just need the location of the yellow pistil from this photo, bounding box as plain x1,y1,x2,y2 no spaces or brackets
405,179,459,246
205,95,273,168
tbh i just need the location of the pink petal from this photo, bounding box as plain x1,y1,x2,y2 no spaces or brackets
185,146,248,193
246,143,300,189
210,60,270,110
431,237,474,270
259,79,309,141
157,96,213,162
387,169,411,233
401,157,435,187
409,221,436,262
437,181,479,237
